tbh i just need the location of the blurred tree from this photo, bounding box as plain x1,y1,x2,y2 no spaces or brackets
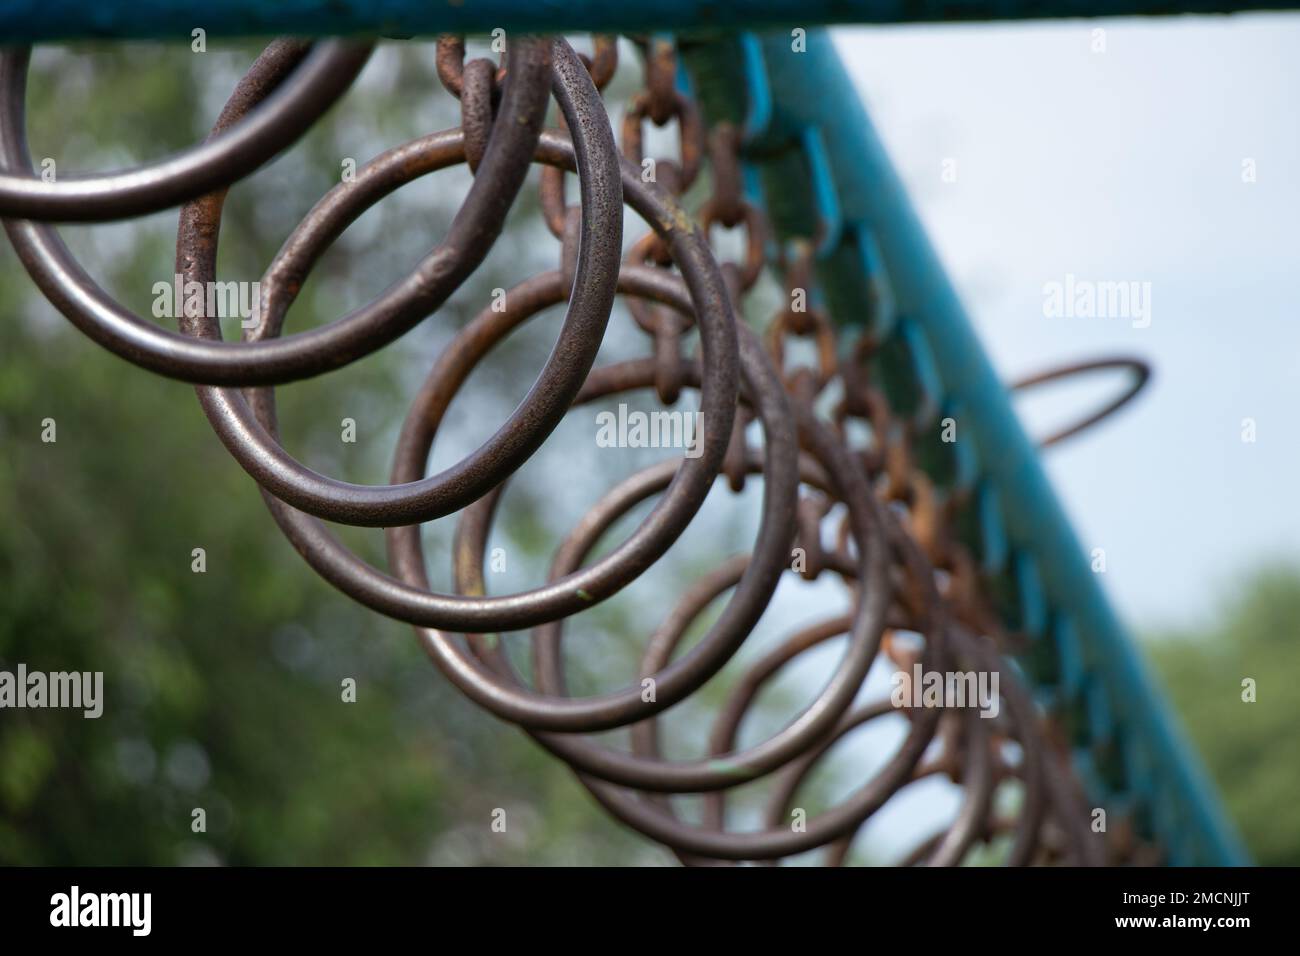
1145,564,1300,866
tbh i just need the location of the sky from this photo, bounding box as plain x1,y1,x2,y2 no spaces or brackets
832,14,1300,633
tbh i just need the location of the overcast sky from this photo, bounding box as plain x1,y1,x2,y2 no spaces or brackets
832,14,1300,633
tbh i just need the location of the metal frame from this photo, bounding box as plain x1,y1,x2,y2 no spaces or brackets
1,1,1298,41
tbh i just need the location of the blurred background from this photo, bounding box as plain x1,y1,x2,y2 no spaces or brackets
1,16,1296,865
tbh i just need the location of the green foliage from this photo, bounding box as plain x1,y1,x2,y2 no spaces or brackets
1146,565,1300,866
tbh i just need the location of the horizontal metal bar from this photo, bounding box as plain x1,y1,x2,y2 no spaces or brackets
0,1,1297,42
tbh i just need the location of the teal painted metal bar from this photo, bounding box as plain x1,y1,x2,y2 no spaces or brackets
1,0,1298,42
682,29,1247,864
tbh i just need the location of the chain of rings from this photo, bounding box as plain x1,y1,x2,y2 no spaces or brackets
0,34,1143,865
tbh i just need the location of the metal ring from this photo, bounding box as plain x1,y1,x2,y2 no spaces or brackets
756,625,1047,866
183,38,623,528
253,158,742,632
2,38,546,387
460,57,496,173
1009,356,1151,449
606,460,966,859
0,40,372,220
516,438,874,787
570,411,949,859
422,327,796,736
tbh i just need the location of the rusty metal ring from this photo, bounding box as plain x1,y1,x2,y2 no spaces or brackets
183,40,624,529
460,57,497,173
768,305,838,392
1009,355,1151,449
538,37,621,239
571,410,949,859
617,461,961,859
699,197,766,292
2,38,544,388
435,35,507,98
0,40,373,221
767,701,992,866
620,89,704,193
624,230,690,338
538,151,570,239
578,36,619,91
262,186,740,633
479,332,801,749
384,272,771,700
757,625,1048,866
520,438,876,790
